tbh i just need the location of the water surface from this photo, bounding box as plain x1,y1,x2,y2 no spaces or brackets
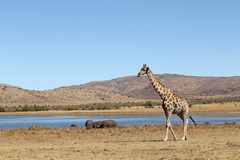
0,113,239,129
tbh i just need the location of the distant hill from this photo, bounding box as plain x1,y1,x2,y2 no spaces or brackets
0,83,139,106
0,74,240,106
78,74,240,99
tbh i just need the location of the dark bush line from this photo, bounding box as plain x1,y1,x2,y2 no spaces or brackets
0,96,239,112
189,96,240,105
0,101,161,112
0,105,51,112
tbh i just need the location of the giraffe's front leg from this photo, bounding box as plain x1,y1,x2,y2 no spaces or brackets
164,115,177,141
169,125,177,141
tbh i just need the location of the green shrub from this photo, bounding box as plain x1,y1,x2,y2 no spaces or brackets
144,101,154,108
0,106,5,112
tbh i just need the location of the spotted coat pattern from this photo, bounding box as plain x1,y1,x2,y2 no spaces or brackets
137,64,190,141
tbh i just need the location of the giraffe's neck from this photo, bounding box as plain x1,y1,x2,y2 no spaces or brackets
146,70,172,100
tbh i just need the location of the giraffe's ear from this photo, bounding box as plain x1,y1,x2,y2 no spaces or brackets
146,67,149,72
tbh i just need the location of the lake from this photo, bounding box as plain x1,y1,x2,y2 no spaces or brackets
0,112,239,129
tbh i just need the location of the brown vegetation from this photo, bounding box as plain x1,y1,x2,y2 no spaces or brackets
1,74,240,108
0,102,239,116
0,83,141,107
0,123,239,159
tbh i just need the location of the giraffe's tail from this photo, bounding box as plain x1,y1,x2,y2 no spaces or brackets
189,116,197,126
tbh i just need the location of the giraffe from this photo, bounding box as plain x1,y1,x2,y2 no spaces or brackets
137,64,196,141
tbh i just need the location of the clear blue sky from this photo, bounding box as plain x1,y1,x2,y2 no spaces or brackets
0,0,239,90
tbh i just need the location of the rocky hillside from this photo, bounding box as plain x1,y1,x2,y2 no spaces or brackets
78,74,240,99
0,84,139,106
0,74,240,106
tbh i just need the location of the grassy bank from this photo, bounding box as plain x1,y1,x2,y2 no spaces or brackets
0,122,239,160
0,102,240,116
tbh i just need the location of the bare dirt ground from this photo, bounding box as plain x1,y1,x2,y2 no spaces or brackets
0,123,239,160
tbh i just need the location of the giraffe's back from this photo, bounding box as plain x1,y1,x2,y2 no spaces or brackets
163,95,189,114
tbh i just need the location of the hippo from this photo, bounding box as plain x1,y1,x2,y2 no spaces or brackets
85,120,117,129
70,124,78,128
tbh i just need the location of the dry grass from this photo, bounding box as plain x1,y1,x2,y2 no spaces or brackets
0,102,239,159
0,123,239,160
191,102,240,113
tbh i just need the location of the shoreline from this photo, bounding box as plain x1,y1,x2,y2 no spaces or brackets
0,102,240,116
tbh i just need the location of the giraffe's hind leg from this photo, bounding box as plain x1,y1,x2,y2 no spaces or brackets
177,112,188,140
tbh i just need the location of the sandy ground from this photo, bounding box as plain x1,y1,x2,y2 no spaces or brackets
0,123,239,160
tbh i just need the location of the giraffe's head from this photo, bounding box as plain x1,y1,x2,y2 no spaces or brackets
137,64,149,77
